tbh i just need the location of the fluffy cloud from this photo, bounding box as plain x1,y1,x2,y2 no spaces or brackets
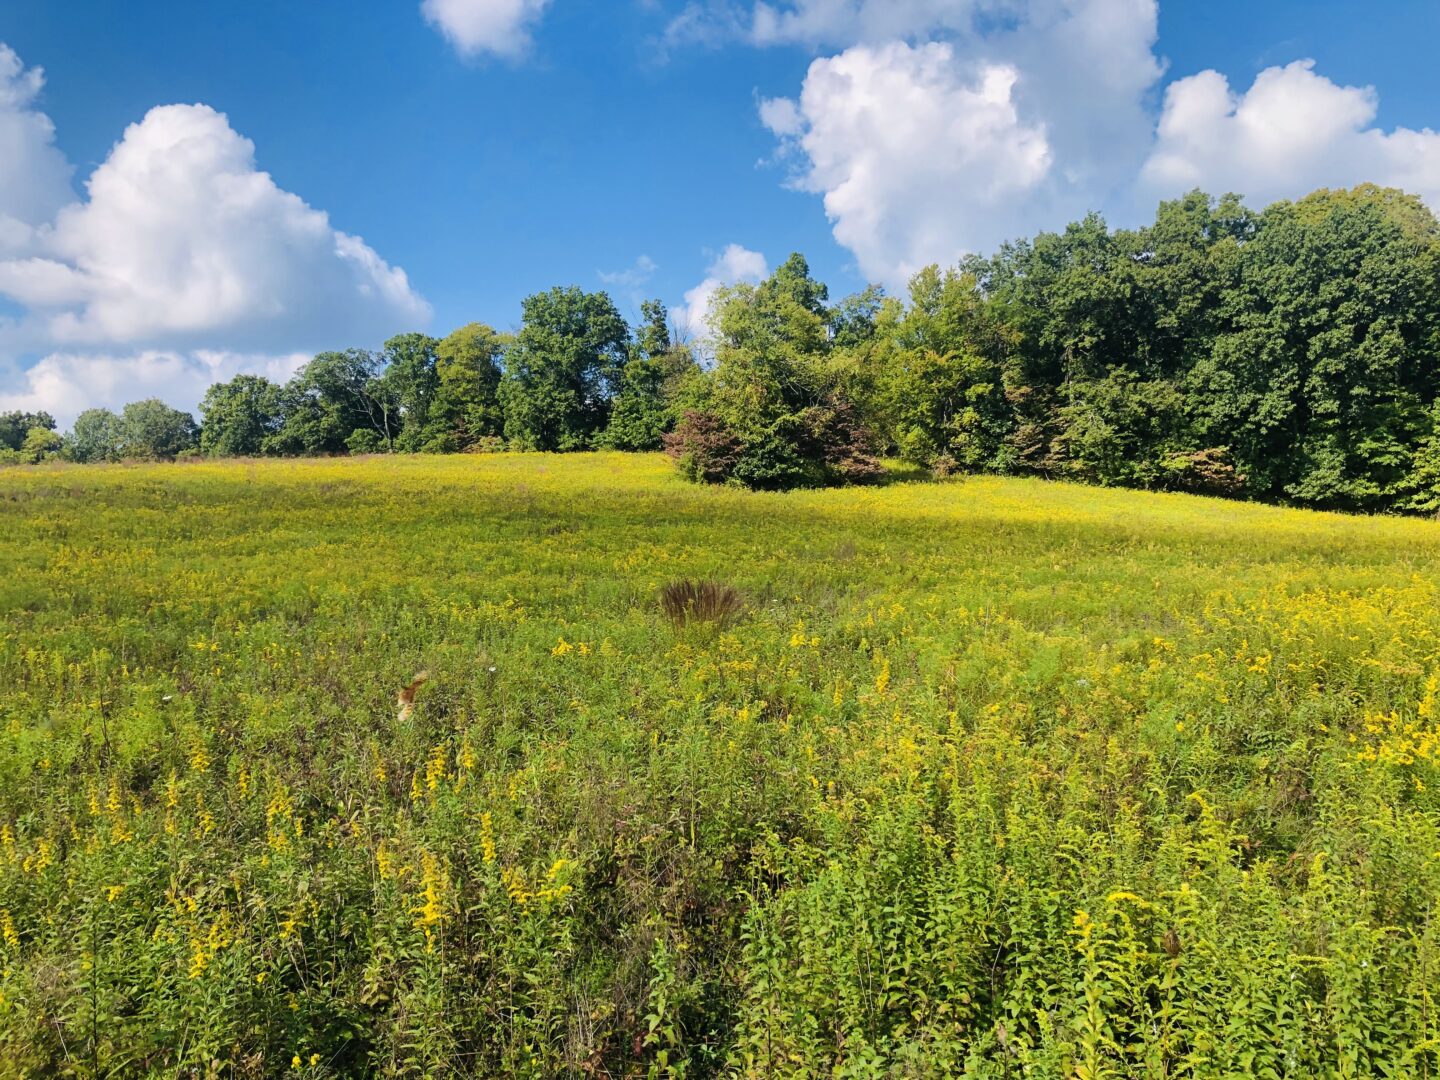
0,49,430,428
0,103,429,351
422,0,553,58
748,0,1161,285
0,350,308,426
677,244,768,342
764,43,1050,285
0,45,73,254
1143,60,1440,210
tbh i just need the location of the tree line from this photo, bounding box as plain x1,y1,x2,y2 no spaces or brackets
8,183,1440,514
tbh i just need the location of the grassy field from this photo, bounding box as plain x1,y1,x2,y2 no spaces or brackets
2,453,1440,1077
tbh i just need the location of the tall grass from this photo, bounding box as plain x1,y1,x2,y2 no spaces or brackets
0,452,1438,1076
658,580,745,630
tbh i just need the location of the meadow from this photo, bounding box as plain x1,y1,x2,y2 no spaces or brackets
2,452,1439,1077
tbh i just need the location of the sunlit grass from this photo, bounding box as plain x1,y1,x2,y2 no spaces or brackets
2,453,1439,1075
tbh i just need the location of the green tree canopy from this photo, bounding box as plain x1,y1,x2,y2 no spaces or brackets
598,301,704,452
1194,185,1440,509
271,350,395,456
428,323,506,450
68,409,124,464
671,255,882,489
381,333,440,452
118,399,199,460
0,411,55,452
200,375,283,457
500,286,630,451
19,426,63,464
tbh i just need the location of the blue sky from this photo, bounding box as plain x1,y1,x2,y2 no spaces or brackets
2,1,1439,422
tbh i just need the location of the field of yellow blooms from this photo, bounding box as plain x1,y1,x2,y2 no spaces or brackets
3,452,1440,1077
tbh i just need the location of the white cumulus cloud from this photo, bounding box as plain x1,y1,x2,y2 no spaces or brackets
764,43,1051,285
693,0,1440,283
422,0,554,58
0,44,430,427
0,45,73,255
742,0,1161,285
0,102,429,352
1142,60,1440,210
677,244,769,343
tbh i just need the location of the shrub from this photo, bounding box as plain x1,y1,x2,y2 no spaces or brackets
801,398,884,485
464,435,507,454
664,410,743,485
346,429,388,455
1160,446,1246,496
729,416,816,491
930,452,959,479
67,408,125,463
21,426,63,464
667,402,882,491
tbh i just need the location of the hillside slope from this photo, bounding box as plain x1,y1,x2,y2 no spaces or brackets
2,454,1438,1075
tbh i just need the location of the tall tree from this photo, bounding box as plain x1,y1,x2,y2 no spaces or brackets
500,287,630,451
599,300,701,451
635,299,673,361
68,408,125,463
670,255,881,489
427,323,506,450
0,411,55,452
118,399,199,460
199,375,283,456
1194,185,1440,509
271,350,396,455
381,333,441,452
19,426,62,463
869,267,1016,473
708,253,833,442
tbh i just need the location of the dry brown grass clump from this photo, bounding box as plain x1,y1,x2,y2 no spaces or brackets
659,579,744,629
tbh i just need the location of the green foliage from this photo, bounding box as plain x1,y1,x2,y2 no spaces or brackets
709,254,832,439
673,255,883,490
1404,403,1440,514
1057,369,1189,487
635,298,673,362
1193,186,1440,509
501,286,630,450
117,399,199,460
598,356,672,451
270,349,395,456
12,184,1440,518
0,411,55,452
859,183,1440,512
430,322,505,450
381,332,441,452
596,300,688,452
19,426,63,464
67,408,125,464
871,267,1017,472
199,375,283,457
345,428,388,455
